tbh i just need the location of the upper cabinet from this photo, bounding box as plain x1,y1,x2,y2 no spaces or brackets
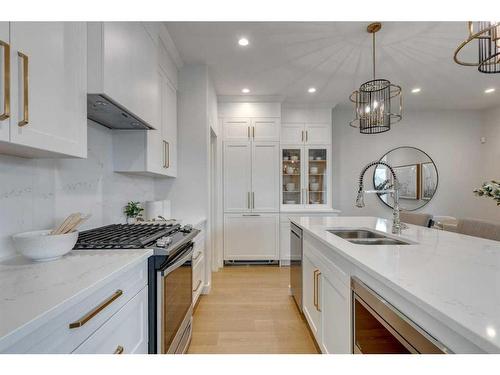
0,22,87,158
281,123,331,145
112,25,178,178
223,117,280,142
88,22,160,130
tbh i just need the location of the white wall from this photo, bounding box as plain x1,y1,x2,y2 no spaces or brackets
332,106,499,222
0,121,157,259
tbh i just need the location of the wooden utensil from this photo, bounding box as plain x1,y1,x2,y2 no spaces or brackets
51,213,90,235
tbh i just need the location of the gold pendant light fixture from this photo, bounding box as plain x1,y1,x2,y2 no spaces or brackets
349,22,402,134
454,22,500,74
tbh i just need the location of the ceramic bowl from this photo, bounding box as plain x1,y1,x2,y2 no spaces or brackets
310,167,319,174
283,156,289,161
285,200,296,204
286,167,295,174
290,155,299,161
310,182,320,191
286,183,296,192
315,156,322,160
12,230,78,262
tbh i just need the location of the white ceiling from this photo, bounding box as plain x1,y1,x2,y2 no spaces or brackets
166,22,500,110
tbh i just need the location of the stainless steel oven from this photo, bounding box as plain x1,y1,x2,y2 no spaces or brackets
156,243,194,354
351,277,450,354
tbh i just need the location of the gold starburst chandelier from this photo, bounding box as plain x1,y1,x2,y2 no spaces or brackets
349,22,402,134
454,22,500,74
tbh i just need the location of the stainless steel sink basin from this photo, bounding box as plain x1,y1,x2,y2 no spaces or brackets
327,229,411,245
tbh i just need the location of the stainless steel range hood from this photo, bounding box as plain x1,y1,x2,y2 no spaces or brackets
87,94,154,130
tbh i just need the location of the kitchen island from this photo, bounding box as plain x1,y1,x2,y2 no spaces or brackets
290,216,500,354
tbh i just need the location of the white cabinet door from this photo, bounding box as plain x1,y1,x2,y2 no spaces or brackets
223,142,252,212
161,72,177,177
252,118,280,141
281,123,304,144
305,123,331,145
100,22,159,130
0,22,9,142
320,273,351,354
9,22,87,157
302,252,321,342
252,142,279,212
223,118,251,141
73,287,148,354
279,220,291,263
223,213,279,261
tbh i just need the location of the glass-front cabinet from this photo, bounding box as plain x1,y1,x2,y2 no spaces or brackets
281,146,331,209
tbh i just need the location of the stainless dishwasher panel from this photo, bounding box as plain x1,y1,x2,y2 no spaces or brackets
290,223,303,312
351,277,450,354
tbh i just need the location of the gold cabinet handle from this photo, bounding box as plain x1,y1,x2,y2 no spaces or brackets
0,40,10,121
17,51,29,127
163,140,170,168
193,251,202,261
114,345,124,354
193,280,202,292
316,271,322,312
69,290,123,329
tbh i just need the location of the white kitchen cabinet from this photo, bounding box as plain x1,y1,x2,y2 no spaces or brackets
113,43,177,178
252,142,280,212
73,287,148,354
302,237,351,353
88,22,160,130
0,22,87,158
223,117,279,142
0,23,9,143
192,227,206,306
302,251,321,341
223,118,251,140
223,213,279,261
223,142,252,212
281,145,332,209
281,122,331,145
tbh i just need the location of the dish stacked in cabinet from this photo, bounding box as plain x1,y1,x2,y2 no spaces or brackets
221,103,281,262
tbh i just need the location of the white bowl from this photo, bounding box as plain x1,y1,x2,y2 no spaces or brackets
12,230,78,262
310,167,319,174
310,183,320,191
290,155,299,161
285,200,296,204
286,183,296,191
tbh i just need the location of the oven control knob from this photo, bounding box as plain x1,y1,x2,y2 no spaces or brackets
156,236,172,247
181,224,193,233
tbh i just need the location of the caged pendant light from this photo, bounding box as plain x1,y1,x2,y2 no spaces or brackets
349,22,402,134
454,22,500,74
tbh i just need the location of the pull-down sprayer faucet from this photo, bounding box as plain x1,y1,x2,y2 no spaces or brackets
356,161,405,234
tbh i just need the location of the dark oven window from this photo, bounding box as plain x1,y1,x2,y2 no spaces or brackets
162,257,192,352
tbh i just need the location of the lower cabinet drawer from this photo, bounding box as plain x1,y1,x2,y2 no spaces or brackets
73,286,148,354
192,256,204,305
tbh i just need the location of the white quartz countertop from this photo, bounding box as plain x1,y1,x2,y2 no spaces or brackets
290,216,500,353
0,249,152,347
280,208,341,214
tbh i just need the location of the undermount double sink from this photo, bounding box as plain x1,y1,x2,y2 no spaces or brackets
327,229,411,245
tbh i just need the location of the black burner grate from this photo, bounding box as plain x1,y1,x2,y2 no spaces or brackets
74,223,180,249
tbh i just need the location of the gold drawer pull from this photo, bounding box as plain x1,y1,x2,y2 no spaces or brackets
193,280,202,292
114,345,124,354
69,289,123,329
0,40,10,121
193,251,202,261
17,51,29,127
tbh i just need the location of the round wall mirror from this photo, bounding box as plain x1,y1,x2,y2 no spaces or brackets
373,146,438,211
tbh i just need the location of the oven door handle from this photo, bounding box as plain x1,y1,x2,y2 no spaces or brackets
160,244,194,277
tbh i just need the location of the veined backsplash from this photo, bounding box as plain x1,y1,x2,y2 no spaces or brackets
0,121,159,259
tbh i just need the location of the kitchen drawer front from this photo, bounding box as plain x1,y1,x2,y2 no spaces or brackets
73,286,148,354
5,262,148,353
192,255,205,305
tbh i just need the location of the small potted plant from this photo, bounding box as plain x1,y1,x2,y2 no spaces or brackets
124,201,144,224
473,180,500,206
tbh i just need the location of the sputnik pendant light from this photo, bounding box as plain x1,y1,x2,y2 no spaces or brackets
349,22,402,134
454,22,500,74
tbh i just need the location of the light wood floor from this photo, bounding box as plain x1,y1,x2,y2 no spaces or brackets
187,265,320,354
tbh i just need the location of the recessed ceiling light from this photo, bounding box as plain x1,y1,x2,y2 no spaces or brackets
238,38,249,46
308,87,317,93
241,88,250,94
485,88,496,94
411,88,421,94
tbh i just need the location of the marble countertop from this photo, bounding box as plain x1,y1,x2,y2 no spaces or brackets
280,208,341,214
0,249,152,347
290,216,500,353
